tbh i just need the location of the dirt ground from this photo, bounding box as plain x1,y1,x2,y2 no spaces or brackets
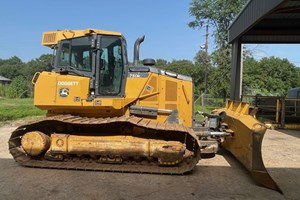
0,125,299,200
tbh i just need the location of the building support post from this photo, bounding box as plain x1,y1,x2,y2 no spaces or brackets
230,39,243,100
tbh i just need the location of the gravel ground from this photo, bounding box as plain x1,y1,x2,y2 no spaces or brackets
0,125,299,200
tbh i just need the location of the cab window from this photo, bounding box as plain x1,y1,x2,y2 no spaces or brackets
58,37,92,72
99,36,123,95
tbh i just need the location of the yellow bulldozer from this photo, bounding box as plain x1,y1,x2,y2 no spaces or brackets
8,29,280,192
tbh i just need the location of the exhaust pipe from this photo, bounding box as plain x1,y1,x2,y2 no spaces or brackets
133,35,145,66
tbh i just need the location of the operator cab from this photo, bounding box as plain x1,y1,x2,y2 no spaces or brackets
54,35,128,97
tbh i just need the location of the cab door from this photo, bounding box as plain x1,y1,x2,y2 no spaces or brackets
95,35,127,97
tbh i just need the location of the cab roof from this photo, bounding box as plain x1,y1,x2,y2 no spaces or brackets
42,28,122,47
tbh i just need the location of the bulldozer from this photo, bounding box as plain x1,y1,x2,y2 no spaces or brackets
8,29,280,192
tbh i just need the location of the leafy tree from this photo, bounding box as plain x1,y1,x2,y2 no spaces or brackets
189,0,248,99
163,59,195,75
0,84,9,97
208,47,232,98
243,57,299,96
22,54,53,80
155,59,168,68
193,50,210,96
7,76,29,98
189,0,247,48
0,54,53,98
294,67,300,87
0,56,24,79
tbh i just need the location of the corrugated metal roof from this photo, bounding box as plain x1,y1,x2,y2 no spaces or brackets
229,0,300,43
0,75,11,81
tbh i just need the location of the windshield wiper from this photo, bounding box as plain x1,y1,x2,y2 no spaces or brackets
58,66,86,77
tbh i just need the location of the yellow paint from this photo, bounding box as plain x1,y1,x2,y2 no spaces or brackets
215,100,266,170
214,100,281,191
42,28,122,46
34,69,194,127
126,72,193,127
35,28,194,127
50,134,185,165
21,131,50,156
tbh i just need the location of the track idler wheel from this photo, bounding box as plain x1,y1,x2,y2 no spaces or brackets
21,131,51,156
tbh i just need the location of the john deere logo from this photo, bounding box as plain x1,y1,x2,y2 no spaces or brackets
59,88,69,97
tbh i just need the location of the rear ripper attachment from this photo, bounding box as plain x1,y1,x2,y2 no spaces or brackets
9,115,200,174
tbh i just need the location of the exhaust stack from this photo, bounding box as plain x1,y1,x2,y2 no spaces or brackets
133,35,145,66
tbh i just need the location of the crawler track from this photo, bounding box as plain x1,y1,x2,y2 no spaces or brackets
9,115,200,174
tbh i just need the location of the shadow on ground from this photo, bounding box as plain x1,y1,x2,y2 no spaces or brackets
277,129,300,139
219,149,300,200
0,154,286,200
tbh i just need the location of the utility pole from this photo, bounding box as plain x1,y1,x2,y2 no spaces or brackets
200,25,209,106
201,25,209,106
204,25,209,96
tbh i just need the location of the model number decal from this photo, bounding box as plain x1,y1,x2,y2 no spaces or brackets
57,81,79,86
128,72,149,78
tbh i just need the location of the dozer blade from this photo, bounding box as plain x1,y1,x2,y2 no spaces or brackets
214,100,281,193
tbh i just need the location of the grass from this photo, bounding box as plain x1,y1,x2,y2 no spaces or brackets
194,105,217,121
194,105,216,114
0,97,46,121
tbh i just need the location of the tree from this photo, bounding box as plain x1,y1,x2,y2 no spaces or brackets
22,54,53,81
243,57,299,96
189,0,248,48
208,47,232,99
189,0,248,99
294,67,300,87
0,54,53,98
193,50,210,96
155,59,168,68
0,56,24,79
7,76,29,98
163,59,195,75
38,54,54,71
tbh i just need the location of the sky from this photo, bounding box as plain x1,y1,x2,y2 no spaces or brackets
0,0,299,66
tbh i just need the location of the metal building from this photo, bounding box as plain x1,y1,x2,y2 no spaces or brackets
0,75,11,85
229,0,300,100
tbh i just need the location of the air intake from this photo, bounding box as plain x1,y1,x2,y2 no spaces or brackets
42,32,57,46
